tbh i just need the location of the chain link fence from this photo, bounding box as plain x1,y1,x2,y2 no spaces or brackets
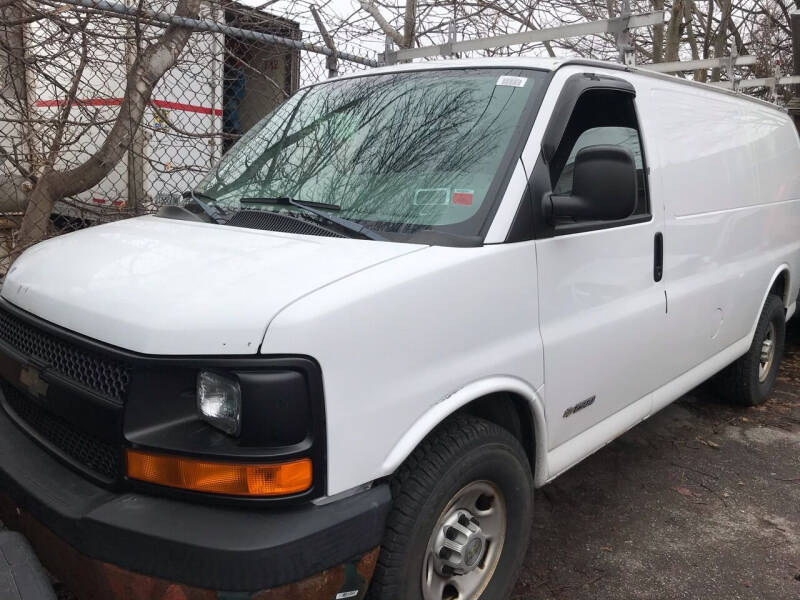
2,1,796,277
0,0,376,272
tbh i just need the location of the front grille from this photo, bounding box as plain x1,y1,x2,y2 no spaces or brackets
225,210,346,238
2,384,121,481
0,306,130,404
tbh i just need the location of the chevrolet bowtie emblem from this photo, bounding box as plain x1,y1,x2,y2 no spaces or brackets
19,365,48,398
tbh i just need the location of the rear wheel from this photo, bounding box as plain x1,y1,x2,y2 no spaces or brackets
368,416,533,600
714,294,785,406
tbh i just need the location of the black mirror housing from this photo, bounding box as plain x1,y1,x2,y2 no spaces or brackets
549,145,638,222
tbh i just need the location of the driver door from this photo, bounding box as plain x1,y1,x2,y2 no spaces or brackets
532,73,666,451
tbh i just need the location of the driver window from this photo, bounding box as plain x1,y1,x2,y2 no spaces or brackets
550,89,650,218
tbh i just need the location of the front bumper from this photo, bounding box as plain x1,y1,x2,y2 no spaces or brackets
0,402,391,596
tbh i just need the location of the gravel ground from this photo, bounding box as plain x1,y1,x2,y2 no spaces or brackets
8,322,800,600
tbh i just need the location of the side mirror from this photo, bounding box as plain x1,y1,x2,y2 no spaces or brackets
547,145,637,222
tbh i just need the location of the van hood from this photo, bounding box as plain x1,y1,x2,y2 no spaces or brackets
2,216,423,355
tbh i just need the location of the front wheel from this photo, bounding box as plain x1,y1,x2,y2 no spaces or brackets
368,416,533,600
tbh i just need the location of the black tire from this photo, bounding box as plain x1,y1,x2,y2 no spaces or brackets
714,294,785,406
368,416,533,600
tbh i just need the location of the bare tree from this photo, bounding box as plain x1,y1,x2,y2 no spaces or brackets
9,0,201,250
1,0,796,270
338,0,793,91
0,3,36,213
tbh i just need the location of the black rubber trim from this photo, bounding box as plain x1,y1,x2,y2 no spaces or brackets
540,72,636,165
503,176,535,243
552,213,653,236
510,69,652,241
499,68,560,244
470,68,552,242
0,404,390,591
506,71,639,242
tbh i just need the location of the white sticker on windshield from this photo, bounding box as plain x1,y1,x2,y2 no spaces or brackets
414,188,450,206
496,75,527,88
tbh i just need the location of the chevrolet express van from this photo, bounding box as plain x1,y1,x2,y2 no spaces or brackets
0,57,798,600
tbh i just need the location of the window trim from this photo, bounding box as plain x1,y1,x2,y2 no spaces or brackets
541,73,636,165
552,212,653,236
507,71,653,241
551,93,652,236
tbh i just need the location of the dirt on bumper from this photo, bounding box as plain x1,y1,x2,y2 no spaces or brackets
0,493,379,600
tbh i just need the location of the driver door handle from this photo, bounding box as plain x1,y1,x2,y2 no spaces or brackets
654,232,664,282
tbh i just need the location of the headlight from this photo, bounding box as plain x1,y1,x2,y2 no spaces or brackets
197,371,241,436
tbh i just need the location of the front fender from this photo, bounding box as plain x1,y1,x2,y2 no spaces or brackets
380,376,550,487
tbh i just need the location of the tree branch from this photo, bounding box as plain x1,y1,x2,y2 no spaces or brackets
358,0,405,47
16,0,202,249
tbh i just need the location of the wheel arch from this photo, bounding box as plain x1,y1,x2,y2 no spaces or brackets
750,265,792,342
380,377,549,487
769,266,791,308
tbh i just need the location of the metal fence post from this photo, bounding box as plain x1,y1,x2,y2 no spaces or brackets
310,5,338,78
124,14,145,214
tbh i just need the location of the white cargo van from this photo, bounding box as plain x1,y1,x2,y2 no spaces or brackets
0,57,798,600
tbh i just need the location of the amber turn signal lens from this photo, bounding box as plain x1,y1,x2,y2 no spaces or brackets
126,450,312,497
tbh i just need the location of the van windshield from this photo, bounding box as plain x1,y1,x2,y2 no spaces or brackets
196,68,544,244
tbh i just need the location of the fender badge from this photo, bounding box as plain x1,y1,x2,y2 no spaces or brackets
563,395,596,419
19,365,48,398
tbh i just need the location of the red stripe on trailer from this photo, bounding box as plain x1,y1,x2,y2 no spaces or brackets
34,98,122,108
34,98,222,116
151,99,221,116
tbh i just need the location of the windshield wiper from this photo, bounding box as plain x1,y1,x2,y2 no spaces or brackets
240,197,386,242
181,190,227,224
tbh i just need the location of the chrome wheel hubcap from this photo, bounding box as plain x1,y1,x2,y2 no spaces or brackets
422,481,506,600
758,323,776,383
432,510,486,575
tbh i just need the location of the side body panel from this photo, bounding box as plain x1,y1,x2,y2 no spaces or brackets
519,67,800,482
647,80,800,403
260,243,545,495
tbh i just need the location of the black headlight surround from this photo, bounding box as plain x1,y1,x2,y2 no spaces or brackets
0,298,326,507
122,354,327,507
